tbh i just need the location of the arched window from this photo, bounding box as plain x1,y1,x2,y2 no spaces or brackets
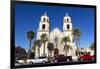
47,18,49,22
42,24,45,29
67,18,69,22
64,19,67,22
67,24,70,30
43,18,46,22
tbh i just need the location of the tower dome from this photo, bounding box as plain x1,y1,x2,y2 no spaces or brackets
41,12,49,22
63,13,71,23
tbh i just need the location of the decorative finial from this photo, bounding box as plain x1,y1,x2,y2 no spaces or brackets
65,13,68,16
44,12,47,16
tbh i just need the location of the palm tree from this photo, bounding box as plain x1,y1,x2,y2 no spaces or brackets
61,36,70,45
27,31,35,59
32,42,37,58
33,40,41,57
40,34,48,56
54,37,58,48
22,55,27,63
61,36,71,56
47,43,54,57
53,37,59,55
73,28,81,56
90,42,95,50
64,45,72,55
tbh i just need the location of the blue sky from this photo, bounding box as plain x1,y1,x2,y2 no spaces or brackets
15,3,95,49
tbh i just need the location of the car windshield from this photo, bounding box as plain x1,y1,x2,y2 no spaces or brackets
38,57,46,59
60,55,64,56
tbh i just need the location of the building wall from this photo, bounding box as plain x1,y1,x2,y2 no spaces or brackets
36,13,76,57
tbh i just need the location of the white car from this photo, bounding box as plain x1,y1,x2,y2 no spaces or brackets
72,56,78,61
27,56,48,64
16,60,25,64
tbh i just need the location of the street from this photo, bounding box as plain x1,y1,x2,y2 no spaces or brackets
15,60,96,67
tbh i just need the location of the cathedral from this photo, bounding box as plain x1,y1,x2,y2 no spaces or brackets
35,12,76,57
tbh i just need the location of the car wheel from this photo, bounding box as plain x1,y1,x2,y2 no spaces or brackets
54,60,57,63
42,60,46,64
78,58,81,61
66,59,70,62
92,58,94,60
80,59,83,61
29,61,33,64
50,61,54,63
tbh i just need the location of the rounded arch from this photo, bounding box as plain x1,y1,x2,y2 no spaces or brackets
64,16,71,23
66,24,70,30
42,24,45,29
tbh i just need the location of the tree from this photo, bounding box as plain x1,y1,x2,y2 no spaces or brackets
61,36,71,56
47,43,54,57
30,52,35,59
32,43,37,58
54,37,58,48
15,46,27,60
33,40,42,57
22,55,27,63
27,31,35,59
53,37,59,55
40,33,48,56
54,48,59,55
73,28,81,56
61,36,70,45
90,42,95,50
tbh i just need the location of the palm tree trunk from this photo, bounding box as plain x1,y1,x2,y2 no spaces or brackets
39,48,40,57
78,39,80,56
76,38,79,56
56,43,57,48
37,47,40,57
50,51,52,57
65,42,67,56
38,47,39,57
65,42,67,45
51,51,52,57
66,51,67,56
34,49,36,58
48,50,49,57
43,42,45,56
28,40,32,59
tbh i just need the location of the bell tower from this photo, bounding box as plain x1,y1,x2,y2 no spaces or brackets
63,13,72,38
36,12,50,57
63,13,72,31
63,13,75,56
63,13,73,42
37,12,50,40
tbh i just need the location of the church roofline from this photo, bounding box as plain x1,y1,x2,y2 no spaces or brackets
44,12,47,16
65,13,68,16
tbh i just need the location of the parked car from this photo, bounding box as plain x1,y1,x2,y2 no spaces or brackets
27,56,48,64
16,60,25,64
47,56,55,63
53,54,72,62
72,56,78,61
78,54,95,61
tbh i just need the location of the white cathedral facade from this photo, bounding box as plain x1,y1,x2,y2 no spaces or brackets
35,12,76,57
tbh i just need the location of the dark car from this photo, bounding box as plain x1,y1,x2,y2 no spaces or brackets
47,56,55,63
54,54,72,62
